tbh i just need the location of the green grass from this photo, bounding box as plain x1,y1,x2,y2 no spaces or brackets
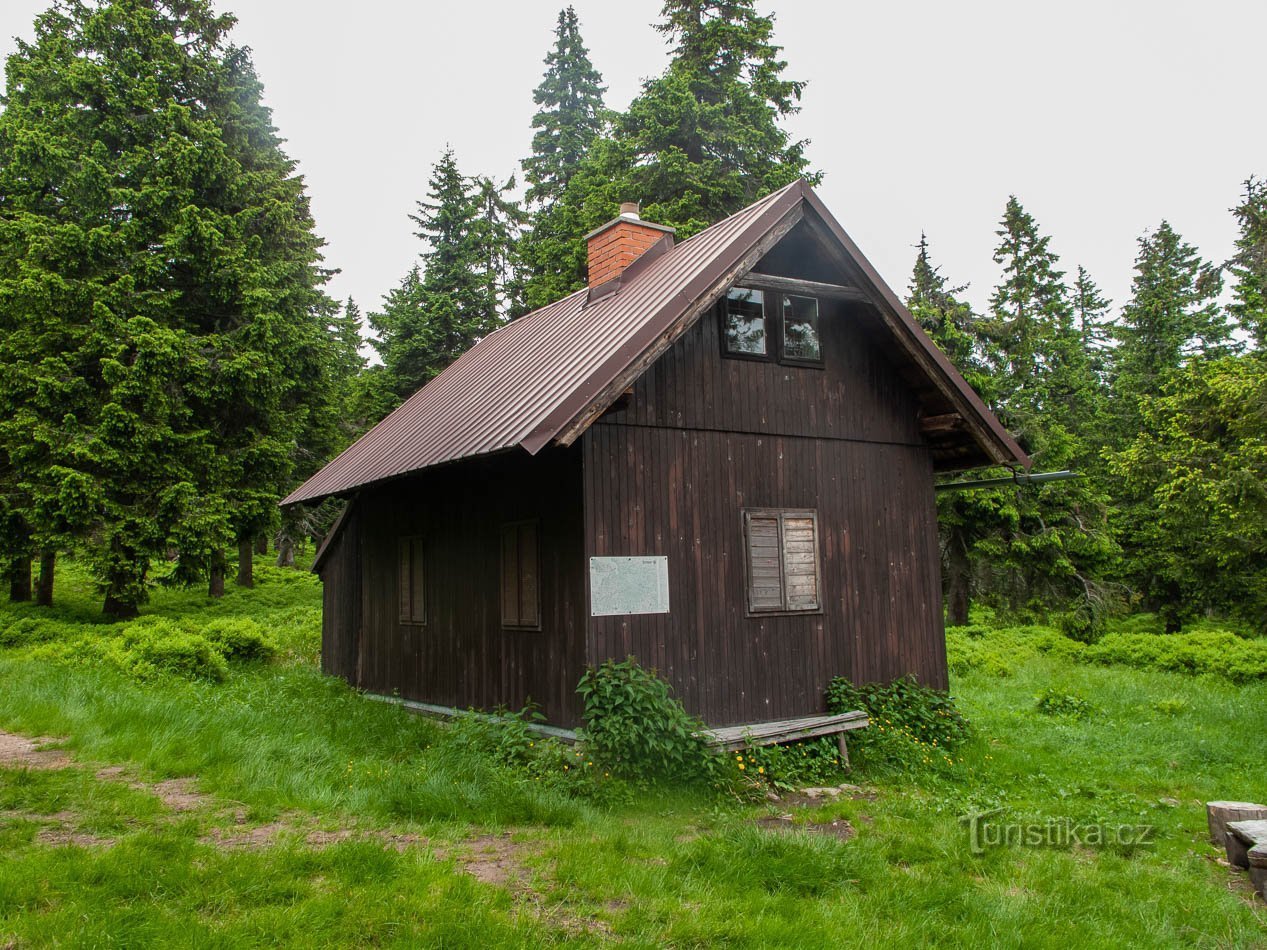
1,565,1265,946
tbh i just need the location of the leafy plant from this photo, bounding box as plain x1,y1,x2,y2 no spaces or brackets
576,657,720,786
1034,688,1094,719
737,736,844,792
825,675,972,773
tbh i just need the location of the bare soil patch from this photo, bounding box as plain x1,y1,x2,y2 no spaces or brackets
458,832,532,886
754,814,856,840
35,827,115,848
0,731,70,770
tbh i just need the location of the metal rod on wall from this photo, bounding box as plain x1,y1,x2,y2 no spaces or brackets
935,470,1079,493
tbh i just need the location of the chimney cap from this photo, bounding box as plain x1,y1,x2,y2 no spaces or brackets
619,201,640,218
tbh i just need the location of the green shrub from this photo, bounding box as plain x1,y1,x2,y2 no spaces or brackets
111,620,228,682
737,736,844,791
576,657,719,786
1034,688,1094,719
0,616,72,648
1086,630,1267,683
825,675,971,773
200,617,277,661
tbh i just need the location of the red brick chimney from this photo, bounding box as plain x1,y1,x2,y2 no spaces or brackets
584,202,676,290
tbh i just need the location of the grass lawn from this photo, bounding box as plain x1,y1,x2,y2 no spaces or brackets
1,564,1265,947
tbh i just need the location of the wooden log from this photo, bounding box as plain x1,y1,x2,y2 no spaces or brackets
1206,801,1267,847
1250,844,1267,898
739,272,870,303
1225,819,1267,870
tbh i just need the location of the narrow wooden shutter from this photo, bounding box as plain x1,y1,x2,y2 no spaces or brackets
399,537,425,624
745,512,784,611
780,513,820,611
398,538,411,622
518,522,540,627
409,537,426,623
501,525,520,626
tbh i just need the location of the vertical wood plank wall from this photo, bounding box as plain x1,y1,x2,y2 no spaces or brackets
320,447,588,726
582,297,948,726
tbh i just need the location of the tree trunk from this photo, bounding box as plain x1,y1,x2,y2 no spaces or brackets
276,535,295,569
945,536,971,627
209,549,226,598
102,592,139,620
7,557,31,603
36,550,56,607
236,538,254,588
255,535,268,556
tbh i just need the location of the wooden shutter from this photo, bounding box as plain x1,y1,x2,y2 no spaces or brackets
745,512,785,611
744,509,820,613
501,521,540,628
780,513,820,610
517,522,540,627
398,536,425,624
501,525,520,626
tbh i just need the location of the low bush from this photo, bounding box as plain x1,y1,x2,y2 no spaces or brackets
825,675,971,772
736,736,844,791
1034,688,1094,719
200,617,276,661
949,620,1267,684
576,657,720,786
109,620,229,682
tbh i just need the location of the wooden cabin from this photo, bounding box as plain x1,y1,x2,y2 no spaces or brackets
285,181,1029,729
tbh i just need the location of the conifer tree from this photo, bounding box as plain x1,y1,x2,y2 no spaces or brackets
906,237,1009,625
372,151,520,401
1229,177,1267,347
522,7,606,209
1071,265,1113,383
1109,221,1227,440
976,200,1115,628
0,0,336,614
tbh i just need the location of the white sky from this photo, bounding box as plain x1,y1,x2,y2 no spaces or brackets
2,1,1264,321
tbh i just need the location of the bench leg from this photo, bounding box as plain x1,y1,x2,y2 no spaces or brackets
837,733,850,770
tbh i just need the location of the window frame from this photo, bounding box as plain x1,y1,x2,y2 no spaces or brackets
500,519,542,630
741,508,823,616
720,286,773,362
777,293,824,367
397,535,427,626
720,287,824,369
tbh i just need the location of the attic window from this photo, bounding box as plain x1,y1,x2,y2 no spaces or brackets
781,294,821,363
743,509,821,614
723,287,768,356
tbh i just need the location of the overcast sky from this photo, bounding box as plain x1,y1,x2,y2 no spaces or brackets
2,1,1264,323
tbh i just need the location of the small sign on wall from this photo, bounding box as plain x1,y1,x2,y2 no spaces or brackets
589,556,670,616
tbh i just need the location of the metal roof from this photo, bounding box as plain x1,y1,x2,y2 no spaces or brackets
283,181,1026,506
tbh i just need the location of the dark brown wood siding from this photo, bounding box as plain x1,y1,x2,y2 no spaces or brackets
582,295,947,727
344,447,587,726
318,506,362,682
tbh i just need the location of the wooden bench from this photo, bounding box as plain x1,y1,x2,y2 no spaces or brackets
703,711,870,766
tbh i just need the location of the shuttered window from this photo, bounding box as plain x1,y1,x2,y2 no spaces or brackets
743,509,821,613
501,521,541,629
398,536,426,624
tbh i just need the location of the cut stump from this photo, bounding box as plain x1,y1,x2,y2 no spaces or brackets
1206,801,1267,847
1225,819,1267,870
1250,844,1267,899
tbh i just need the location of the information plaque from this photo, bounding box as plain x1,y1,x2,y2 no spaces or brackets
589,556,670,616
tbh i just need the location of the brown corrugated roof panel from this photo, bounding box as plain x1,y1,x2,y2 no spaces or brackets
283,181,1026,506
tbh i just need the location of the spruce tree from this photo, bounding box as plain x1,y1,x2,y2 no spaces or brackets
372,150,520,401
977,200,1115,628
522,7,606,209
1110,221,1227,439
1071,265,1113,384
1229,177,1267,347
906,237,1010,625
0,0,336,614
609,0,817,232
